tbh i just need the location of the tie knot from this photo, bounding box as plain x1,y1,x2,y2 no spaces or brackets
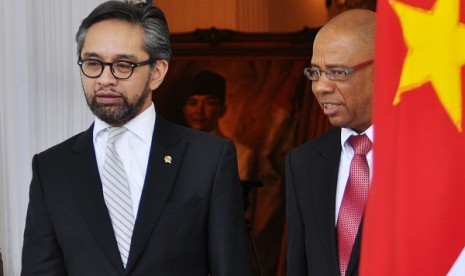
348,134,372,156
107,127,126,145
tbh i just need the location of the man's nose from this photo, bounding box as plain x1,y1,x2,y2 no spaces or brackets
97,65,117,85
194,102,206,113
311,76,335,95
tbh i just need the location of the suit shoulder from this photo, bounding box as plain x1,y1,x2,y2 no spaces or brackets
288,127,340,157
165,121,232,146
161,121,237,164
36,129,90,159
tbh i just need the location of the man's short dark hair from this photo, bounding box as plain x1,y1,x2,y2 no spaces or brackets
187,71,226,105
75,0,171,62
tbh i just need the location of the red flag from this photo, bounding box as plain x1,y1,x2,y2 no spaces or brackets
361,0,465,275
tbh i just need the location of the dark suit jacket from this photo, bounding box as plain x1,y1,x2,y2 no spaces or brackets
22,116,252,276
286,127,362,276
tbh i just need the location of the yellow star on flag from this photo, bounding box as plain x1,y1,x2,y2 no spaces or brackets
390,0,465,132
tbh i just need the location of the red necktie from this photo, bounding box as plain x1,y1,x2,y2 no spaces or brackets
337,134,372,276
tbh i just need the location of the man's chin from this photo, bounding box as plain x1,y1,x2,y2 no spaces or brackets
91,105,126,122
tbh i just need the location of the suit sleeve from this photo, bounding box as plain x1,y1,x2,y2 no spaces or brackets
21,155,66,276
286,152,308,275
207,140,253,276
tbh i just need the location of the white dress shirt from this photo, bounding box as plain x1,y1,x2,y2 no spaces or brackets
335,125,374,224
93,103,156,217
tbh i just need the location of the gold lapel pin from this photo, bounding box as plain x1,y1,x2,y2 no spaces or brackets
164,155,172,164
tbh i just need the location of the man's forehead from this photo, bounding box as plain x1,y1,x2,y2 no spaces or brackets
81,20,146,56
188,94,220,99
186,94,223,104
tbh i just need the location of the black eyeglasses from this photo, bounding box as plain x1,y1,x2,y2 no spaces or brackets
77,58,156,80
303,60,373,81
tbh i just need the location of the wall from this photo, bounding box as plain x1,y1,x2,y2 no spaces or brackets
268,0,328,31
155,0,238,31
155,0,329,33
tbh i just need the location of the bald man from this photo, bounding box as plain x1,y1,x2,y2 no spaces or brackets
285,9,375,276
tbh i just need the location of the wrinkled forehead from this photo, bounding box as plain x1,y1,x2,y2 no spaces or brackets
311,31,362,66
81,20,146,59
311,25,374,64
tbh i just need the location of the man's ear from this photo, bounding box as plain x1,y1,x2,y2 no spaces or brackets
149,60,169,91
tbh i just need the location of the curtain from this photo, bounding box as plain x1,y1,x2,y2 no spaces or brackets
0,1,107,274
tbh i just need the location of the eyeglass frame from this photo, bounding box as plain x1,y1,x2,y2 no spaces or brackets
77,58,157,80
303,60,374,81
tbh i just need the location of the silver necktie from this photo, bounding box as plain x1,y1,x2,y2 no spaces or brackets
101,127,134,268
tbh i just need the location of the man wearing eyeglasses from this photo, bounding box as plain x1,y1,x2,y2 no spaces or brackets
286,9,375,276
21,1,252,275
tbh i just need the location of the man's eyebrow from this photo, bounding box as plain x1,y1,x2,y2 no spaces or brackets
80,52,138,61
81,52,100,59
113,54,138,61
310,63,346,69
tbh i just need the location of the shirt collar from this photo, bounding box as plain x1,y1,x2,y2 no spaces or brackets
341,125,374,154
93,103,156,145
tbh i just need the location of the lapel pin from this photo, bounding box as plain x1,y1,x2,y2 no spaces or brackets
164,155,172,164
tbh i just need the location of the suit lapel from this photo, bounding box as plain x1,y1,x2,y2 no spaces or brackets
68,125,125,273
126,117,186,272
311,128,342,275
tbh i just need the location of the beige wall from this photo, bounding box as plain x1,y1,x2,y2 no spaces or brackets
155,0,237,31
267,0,328,31
155,0,329,33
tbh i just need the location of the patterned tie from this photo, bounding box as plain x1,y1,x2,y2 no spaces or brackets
337,134,372,276
101,127,134,268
